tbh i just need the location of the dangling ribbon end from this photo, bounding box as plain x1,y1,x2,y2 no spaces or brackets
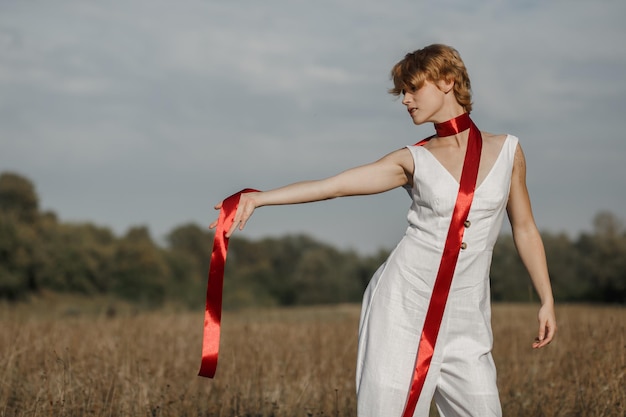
198,188,260,380
198,360,217,379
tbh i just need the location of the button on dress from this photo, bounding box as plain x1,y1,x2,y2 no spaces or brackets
356,135,518,417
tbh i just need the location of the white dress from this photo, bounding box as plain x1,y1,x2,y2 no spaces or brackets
356,135,518,417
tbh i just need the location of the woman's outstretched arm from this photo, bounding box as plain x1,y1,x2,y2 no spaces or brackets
507,144,557,349
211,147,414,237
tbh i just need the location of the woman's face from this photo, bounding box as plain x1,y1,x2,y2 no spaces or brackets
401,79,449,125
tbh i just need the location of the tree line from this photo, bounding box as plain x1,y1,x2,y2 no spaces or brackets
0,171,624,308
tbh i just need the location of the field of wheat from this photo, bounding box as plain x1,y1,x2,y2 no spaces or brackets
0,296,624,417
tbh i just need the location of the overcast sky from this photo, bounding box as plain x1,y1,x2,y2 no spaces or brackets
1,0,625,254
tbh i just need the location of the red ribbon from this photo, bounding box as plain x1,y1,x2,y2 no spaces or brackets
198,188,258,378
402,113,482,416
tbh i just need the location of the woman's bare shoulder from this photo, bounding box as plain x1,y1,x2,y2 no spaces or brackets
481,131,510,154
481,131,508,144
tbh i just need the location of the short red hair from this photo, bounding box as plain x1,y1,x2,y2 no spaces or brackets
389,44,473,113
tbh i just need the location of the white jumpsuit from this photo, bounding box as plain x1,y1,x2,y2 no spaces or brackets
356,135,518,417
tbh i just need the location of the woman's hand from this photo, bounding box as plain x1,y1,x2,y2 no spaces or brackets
209,192,260,238
532,302,556,349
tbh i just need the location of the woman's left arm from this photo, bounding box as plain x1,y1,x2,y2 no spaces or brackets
507,143,557,348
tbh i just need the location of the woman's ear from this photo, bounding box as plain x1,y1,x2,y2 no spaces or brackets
436,78,455,94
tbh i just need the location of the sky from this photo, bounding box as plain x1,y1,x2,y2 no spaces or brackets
1,0,625,254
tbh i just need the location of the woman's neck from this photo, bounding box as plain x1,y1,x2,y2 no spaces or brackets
434,112,471,137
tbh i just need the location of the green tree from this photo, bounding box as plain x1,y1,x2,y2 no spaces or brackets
490,234,532,302
292,246,364,304
167,223,213,270
222,236,285,308
576,211,626,303
34,220,116,294
165,223,214,307
0,172,39,223
0,212,39,299
541,232,589,301
111,226,170,307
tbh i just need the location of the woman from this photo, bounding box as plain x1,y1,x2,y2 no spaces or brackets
212,44,556,417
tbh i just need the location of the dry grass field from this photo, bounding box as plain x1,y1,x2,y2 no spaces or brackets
0,296,624,417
